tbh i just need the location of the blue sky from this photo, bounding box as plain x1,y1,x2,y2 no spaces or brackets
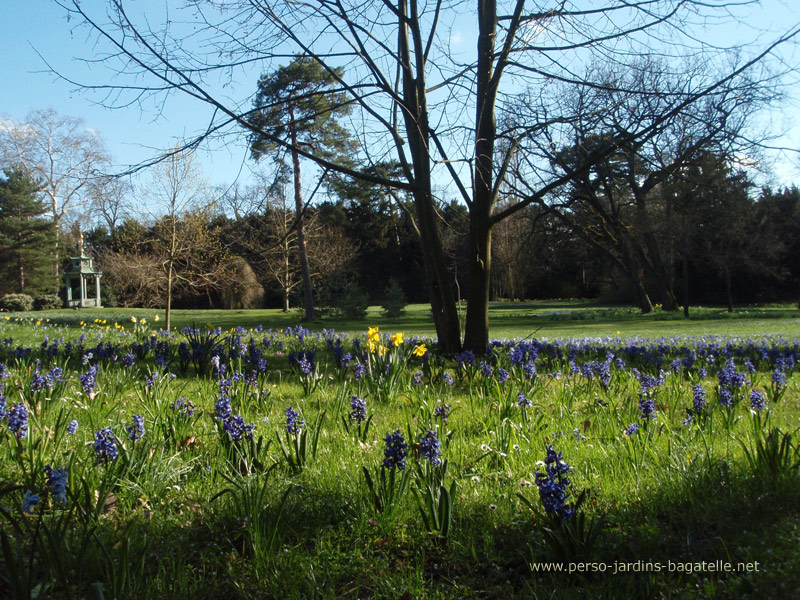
2,0,799,201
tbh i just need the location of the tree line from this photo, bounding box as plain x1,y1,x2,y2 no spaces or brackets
3,1,800,351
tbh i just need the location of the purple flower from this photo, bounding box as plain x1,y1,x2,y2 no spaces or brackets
534,445,573,521
8,403,28,439
418,429,442,466
80,365,99,396
749,389,767,411
383,430,408,470
223,415,255,441
45,465,68,505
285,406,304,435
692,384,706,414
496,368,510,384
349,396,367,424
639,395,656,420
94,427,119,463
171,396,195,417
624,423,639,436
67,419,79,435
353,363,367,381
22,490,40,513
434,403,451,424
442,372,454,386
126,414,145,442
517,392,532,408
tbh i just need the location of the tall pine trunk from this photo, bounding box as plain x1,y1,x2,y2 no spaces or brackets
289,123,315,321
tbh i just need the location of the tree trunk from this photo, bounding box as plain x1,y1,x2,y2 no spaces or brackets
463,0,501,353
289,123,315,321
397,0,461,353
682,252,690,318
724,263,733,312
464,212,492,352
166,259,173,331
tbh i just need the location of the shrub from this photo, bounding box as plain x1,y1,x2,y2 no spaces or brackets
381,278,407,319
318,277,369,320
33,294,62,310
0,293,34,312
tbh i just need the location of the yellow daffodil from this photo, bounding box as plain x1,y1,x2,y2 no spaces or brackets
367,326,380,343
390,332,404,347
140,318,146,325
378,344,388,357
412,344,428,357
35,320,42,326
130,316,137,323
154,315,160,322
367,339,378,354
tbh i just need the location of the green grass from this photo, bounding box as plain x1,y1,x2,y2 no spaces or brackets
7,299,800,340
1,306,799,599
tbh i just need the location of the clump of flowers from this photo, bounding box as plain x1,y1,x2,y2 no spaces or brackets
67,419,79,435
171,396,196,417
383,430,408,470
534,445,574,521
223,415,255,441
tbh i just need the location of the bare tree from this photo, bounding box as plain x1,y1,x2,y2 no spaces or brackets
53,0,800,350
0,108,109,273
89,174,132,234
141,147,233,329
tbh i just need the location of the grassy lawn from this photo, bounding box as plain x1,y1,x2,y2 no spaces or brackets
9,299,800,340
1,301,799,599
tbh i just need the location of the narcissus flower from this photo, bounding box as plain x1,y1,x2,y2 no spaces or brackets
412,344,427,357
367,327,380,343
390,332,404,346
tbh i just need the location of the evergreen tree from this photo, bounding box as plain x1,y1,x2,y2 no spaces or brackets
247,56,354,320
0,168,56,295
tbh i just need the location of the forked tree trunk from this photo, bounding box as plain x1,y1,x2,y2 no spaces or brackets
397,0,462,353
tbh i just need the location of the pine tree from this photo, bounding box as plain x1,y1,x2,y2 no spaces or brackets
0,168,56,295
247,56,354,320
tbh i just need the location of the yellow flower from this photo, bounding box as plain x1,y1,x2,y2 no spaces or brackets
367,339,378,354
154,315,160,322
140,318,146,325
377,344,388,357
390,332,404,347
412,344,427,357
367,326,380,343
35,320,42,326
130,316,137,323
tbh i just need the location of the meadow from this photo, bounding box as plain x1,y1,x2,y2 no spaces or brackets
1,303,799,599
